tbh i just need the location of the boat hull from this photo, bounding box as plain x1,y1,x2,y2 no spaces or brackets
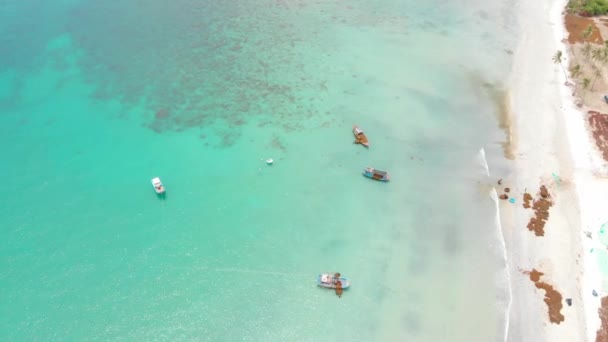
317,275,351,289
363,168,390,181
352,126,369,147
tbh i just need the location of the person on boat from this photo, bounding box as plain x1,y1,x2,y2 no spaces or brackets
333,272,341,284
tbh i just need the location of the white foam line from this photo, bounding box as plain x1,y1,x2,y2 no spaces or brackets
480,148,491,178
479,148,513,342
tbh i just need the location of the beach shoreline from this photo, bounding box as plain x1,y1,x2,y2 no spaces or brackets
499,0,608,340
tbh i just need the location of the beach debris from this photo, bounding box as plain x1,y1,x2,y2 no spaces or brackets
509,198,515,203
523,185,554,236
499,194,508,200
566,298,572,306
504,187,510,193
497,179,503,185
552,173,562,186
596,296,608,342
266,158,274,165
522,269,565,324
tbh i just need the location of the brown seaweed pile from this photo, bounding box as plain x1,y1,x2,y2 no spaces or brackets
588,111,608,162
597,296,608,342
523,269,565,324
565,14,604,44
523,185,553,236
523,192,533,209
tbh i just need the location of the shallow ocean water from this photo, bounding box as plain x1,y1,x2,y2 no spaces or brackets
1,1,521,340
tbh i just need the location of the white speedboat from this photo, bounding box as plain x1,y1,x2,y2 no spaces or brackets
151,177,165,195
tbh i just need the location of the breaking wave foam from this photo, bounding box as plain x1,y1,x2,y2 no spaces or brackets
479,147,512,342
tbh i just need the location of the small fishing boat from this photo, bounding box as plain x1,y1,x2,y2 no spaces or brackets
352,125,369,147
363,167,390,181
151,177,165,195
317,273,351,289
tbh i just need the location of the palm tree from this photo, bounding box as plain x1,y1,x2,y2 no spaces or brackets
553,50,568,80
583,77,591,89
582,43,593,59
590,47,608,91
591,47,608,63
591,65,603,91
582,25,594,42
570,64,582,78
570,64,582,93
570,64,583,92
582,77,591,104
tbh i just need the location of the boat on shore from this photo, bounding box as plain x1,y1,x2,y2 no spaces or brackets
352,125,369,147
363,167,390,181
151,177,165,195
317,273,351,289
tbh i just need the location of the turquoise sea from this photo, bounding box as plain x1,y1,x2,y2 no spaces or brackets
1,1,520,341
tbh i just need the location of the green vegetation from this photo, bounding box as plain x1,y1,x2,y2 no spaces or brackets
568,0,608,15
563,31,608,103
570,64,583,91
583,77,591,89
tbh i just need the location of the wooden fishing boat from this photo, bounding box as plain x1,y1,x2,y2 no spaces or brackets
362,167,390,181
352,125,369,147
317,273,351,289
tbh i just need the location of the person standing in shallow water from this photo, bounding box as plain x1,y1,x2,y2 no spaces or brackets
335,280,343,298
333,272,343,297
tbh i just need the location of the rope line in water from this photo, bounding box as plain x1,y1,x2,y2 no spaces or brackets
199,267,311,278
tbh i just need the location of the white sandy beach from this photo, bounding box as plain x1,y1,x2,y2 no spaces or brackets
502,0,608,340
